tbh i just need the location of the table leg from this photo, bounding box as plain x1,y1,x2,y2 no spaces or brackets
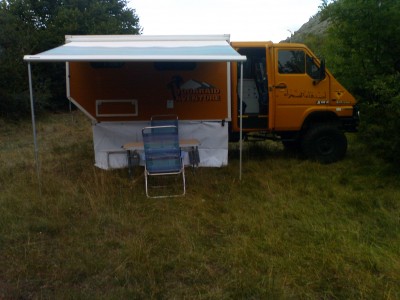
188,146,200,168
127,150,132,178
127,150,141,178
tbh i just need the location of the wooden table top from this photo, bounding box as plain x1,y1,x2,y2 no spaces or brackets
123,139,200,150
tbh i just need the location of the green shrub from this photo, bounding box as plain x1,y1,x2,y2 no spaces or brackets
358,94,400,168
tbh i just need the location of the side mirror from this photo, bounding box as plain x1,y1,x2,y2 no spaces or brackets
319,58,326,80
313,58,326,85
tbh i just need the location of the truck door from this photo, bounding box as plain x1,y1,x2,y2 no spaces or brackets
272,47,330,131
235,46,269,130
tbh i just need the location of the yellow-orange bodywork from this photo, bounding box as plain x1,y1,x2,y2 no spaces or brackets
230,42,356,133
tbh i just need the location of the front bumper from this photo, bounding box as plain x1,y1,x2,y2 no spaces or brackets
341,104,360,132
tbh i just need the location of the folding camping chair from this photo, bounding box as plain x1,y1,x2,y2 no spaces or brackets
142,125,186,198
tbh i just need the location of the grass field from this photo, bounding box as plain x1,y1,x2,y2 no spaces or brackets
1,111,399,299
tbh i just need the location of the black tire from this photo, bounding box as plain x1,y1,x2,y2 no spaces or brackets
301,124,347,163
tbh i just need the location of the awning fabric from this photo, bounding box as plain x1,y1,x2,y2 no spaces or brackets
24,34,247,62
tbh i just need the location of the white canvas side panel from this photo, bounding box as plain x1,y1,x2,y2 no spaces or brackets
92,121,147,170
92,121,228,170
179,121,228,167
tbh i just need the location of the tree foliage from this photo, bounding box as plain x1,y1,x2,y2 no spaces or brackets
322,0,400,99
318,0,400,166
0,0,141,118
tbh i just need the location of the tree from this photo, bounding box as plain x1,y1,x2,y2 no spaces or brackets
322,0,400,99
321,0,400,166
0,0,141,118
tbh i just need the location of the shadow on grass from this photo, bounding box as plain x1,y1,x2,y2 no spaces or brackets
228,140,305,162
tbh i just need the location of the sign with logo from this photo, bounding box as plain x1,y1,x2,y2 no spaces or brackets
169,77,221,102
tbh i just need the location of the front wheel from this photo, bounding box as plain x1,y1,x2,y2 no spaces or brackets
301,124,347,164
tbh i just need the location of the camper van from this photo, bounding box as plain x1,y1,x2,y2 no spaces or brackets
24,35,358,169
230,41,359,163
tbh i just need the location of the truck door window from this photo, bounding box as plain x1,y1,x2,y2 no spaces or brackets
306,55,322,79
278,50,305,74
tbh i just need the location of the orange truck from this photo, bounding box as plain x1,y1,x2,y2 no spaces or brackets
25,35,358,169
230,41,359,163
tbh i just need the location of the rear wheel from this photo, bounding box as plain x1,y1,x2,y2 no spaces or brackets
301,124,347,163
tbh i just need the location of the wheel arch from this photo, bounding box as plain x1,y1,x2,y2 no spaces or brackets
301,110,340,132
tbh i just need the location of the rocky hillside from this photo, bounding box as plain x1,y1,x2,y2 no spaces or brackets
283,13,330,43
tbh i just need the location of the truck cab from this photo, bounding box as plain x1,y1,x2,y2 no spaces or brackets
230,42,359,163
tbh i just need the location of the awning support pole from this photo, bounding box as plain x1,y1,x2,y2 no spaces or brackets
239,62,244,180
28,63,41,194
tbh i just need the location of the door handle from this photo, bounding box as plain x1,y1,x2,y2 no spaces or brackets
274,83,287,89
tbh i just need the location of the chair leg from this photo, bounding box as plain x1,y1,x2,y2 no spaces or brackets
182,165,186,196
145,170,186,198
144,169,150,198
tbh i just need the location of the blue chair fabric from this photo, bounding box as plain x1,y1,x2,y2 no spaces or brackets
142,125,185,198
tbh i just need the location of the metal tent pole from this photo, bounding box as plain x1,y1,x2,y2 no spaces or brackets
66,62,72,113
239,62,244,180
28,63,41,193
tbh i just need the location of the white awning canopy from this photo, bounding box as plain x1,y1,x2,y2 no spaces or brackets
24,34,247,62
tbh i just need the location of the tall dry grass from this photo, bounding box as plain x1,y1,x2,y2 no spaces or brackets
0,111,399,299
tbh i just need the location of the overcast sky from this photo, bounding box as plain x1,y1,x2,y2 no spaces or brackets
128,0,322,42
